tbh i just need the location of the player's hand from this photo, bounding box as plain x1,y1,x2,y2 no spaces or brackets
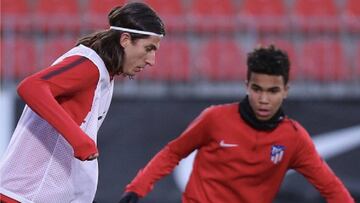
74,139,99,161
86,152,99,161
118,192,139,203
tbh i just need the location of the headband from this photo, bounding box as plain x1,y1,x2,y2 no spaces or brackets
110,26,163,37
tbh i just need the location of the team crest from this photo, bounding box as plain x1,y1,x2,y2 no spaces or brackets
270,145,285,164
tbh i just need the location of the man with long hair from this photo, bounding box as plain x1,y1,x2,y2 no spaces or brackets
0,2,165,203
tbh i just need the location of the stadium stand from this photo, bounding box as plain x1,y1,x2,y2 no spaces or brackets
1,0,31,31
0,0,359,84
195,38,246,81
297,38,348,81
1,36,37,79
33,0,81,33
291,0,340,33
144,0,186,32
137,38,190,81
38,37,76,69
238,0,289,33
84,0,127,30
342,0,360,32
187,0,236,32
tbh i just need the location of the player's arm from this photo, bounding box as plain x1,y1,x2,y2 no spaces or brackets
290,123,354,203
119,107,214,202
17,55,100,161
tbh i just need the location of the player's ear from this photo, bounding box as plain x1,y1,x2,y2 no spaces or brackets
120,33,131,48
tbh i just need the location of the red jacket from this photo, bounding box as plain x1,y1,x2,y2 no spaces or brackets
126,103,354,203
17,55,99,158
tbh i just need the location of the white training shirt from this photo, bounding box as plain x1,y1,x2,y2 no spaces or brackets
0,45,114,203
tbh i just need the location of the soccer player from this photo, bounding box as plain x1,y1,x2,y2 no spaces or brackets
118,45,354,203
0,2,165,203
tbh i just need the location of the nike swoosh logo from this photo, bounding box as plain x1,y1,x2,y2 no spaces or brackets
219,140,238,147
174,125,360,190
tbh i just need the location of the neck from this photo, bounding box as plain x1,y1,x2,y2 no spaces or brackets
239,96,285,131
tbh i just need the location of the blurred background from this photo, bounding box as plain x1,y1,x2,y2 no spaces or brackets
1,0,359,202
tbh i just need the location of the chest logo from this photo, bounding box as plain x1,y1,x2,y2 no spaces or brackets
270,145,285,164
219,140,238,148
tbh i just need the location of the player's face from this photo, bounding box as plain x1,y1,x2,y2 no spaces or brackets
246,73,289,121
121,34,161,77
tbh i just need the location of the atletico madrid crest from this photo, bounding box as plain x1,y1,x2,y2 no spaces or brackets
270,145,285,164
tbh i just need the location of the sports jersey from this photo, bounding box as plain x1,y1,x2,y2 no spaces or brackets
0,45,114,203
126,103,354,203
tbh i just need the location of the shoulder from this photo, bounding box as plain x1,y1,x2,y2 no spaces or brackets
50,55,99,78
205,102,238,113
200,102,238,118
53,45,107,78
281,118,310,137
51,55,97,68
281,118,313,147
197,102,237,119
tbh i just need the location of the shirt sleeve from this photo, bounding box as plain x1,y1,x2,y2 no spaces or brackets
17,55,100,161
290,123,354,203
125,107,214,197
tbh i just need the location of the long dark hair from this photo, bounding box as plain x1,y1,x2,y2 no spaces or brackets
77,2,165,76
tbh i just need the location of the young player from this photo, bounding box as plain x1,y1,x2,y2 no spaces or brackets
0,2,165,203
118,45,354,203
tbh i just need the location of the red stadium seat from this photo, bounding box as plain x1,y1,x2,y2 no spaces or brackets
1,0,31,31
85,0,127,30
39,37,76,69
238,0,289,33
195,39,246,81
291,0,340,33
297,39,348,81
144,0,186,32
1,37,37,80
1,0,28,14
342,0,360,32
138,38,190,81
188,0,237,32
33,0,81,32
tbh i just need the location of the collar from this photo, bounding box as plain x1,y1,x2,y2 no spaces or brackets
238,96,285,131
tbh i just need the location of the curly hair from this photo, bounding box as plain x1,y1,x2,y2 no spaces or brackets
247,44,290,84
